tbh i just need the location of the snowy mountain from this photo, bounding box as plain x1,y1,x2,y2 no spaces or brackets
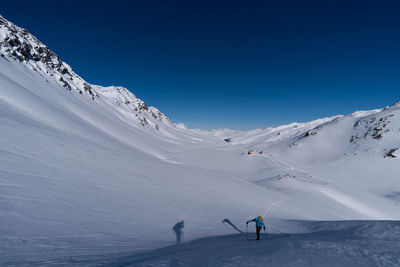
0,14,173,132
1,14,400,266
210,101,400,161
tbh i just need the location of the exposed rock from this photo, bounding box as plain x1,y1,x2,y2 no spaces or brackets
350,135,358,143
384,148,398,158
0,14,174,131
138,102,149,111
0,15,97,97
305,130,317,137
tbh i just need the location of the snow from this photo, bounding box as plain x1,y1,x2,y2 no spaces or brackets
9,220,400,266
107,220,399,267
0,14,400,266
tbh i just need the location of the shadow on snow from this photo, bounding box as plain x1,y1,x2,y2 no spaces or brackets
101,220,400,267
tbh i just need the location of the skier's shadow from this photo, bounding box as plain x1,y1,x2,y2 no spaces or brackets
222,218,243,234
173,221,184,245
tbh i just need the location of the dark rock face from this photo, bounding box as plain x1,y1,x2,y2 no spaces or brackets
60,68,69,75
0,15,174,130
305,130,317,137
0,15,97,97
58,77,71,90
352,112,396,143
83,83,92,91
384,148,398,158
350,134,358,143
138,102,149,111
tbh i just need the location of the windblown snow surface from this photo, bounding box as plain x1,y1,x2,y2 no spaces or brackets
1,15,400,266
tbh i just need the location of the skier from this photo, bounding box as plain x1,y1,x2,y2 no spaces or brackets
173,221,184,245
246,216,265,240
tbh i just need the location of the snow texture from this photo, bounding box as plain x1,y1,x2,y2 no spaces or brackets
0,14,400,266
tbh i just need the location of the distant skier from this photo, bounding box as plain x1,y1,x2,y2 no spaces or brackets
246,216,265,240
173,221,184,245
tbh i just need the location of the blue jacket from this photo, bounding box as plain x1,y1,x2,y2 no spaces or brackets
247,217,265,227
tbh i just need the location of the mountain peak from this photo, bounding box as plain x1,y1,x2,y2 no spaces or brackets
0,15,97,98
0,14,174,130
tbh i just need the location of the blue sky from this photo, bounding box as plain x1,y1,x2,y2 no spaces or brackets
2,0,400,129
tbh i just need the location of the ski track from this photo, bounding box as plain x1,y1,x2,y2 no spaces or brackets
1,14,400,266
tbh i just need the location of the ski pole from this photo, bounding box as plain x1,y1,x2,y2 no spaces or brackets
246,223,248,240
264,228,267,240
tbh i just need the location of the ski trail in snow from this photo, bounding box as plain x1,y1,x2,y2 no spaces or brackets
259,153,390,221
265,153,322,184
1,14,400,265
263,200,285,227
258,153,305,224
266,154,391,220
266,153,295,170
317,186,392,220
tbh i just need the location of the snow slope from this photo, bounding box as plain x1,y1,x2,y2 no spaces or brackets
0,14,400,266
207,102,400,223
101,220,400,267
10,220,400,266
0,14,172,132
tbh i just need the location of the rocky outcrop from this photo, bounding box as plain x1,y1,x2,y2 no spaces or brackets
0,14,174,131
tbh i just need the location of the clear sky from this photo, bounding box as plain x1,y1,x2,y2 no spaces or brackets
2,0,400,129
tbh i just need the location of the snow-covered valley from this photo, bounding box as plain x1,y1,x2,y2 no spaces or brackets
1,14,400,266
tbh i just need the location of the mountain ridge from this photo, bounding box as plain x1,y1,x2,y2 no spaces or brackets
1,13,400,266
0,14,173,131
